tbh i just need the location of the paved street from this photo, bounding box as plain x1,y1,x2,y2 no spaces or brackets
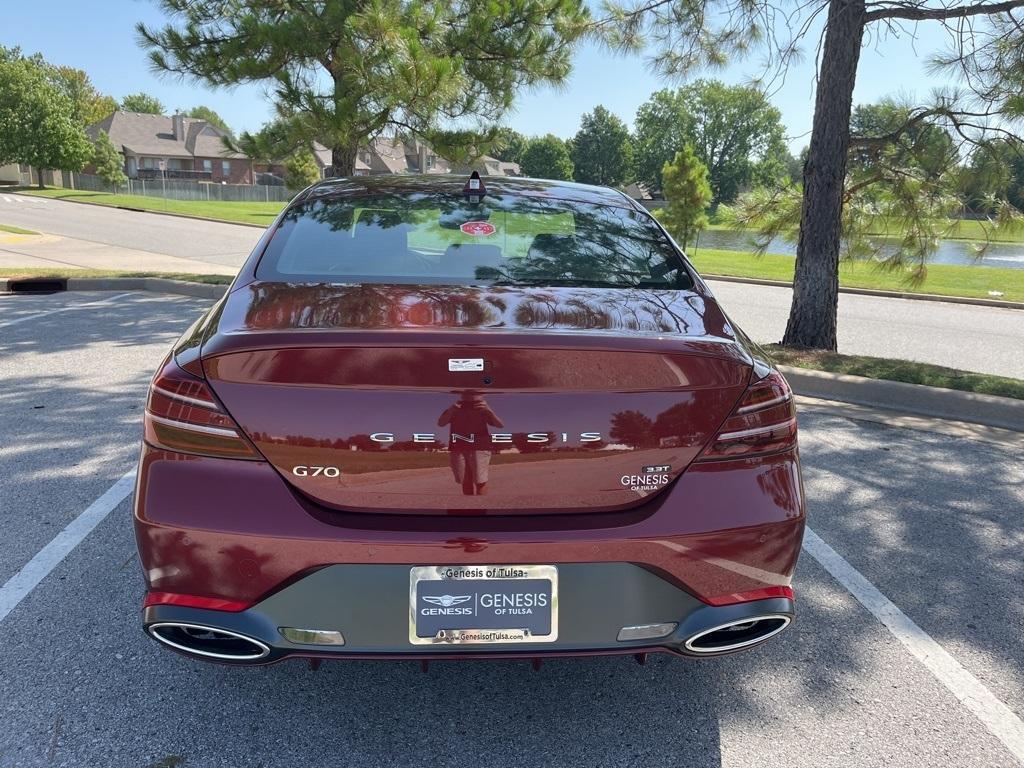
2,193,1023,378
0,193,261,266
1,291,1022,767
712,280,1024,380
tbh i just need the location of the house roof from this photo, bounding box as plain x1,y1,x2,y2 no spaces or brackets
306,138,515,177
304,174,642,210
88,112,247,160
312,142,371,172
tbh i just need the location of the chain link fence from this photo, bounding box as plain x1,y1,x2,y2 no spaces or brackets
66,172,297,203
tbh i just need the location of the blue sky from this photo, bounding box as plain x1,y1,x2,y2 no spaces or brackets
2,1,960,151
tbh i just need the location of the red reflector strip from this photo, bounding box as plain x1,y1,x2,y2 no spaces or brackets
716,417,797,442
151,383,219,409
702,585,794,607
145,411,241,438
735,392,791,414
143,591,252,612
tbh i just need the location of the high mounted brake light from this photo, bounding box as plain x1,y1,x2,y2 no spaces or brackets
144,356,259,460
463,170,486,202
696,370,798,461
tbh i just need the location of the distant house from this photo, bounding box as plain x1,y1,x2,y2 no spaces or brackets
84,113,521,186
302,138,519,179
85,112,253,184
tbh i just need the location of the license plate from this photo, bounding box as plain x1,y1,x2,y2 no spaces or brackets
409,565,558,645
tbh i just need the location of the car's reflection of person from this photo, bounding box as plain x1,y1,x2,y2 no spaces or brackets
437,392,505,496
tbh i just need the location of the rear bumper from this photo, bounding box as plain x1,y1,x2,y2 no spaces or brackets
134,443,805,661
143,563,795,663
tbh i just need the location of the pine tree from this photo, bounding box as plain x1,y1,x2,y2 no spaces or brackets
92,130,127,189
140,0,589,176
284,150,321,190
656,146,711,250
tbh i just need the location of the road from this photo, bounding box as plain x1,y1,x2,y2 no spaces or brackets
2,193,1022,379
0,290,1022,767
0,193,260,266
712,280,1024,380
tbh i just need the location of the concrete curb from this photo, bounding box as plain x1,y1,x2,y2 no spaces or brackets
705,274,1024,311
0,276,229,300
780,365,1024,432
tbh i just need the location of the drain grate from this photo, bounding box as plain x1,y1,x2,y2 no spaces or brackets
6,278,67,295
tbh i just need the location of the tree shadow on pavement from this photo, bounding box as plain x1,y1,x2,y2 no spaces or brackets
0,293,211,584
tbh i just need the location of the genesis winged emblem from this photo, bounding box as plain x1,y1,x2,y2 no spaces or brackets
422,595,472,608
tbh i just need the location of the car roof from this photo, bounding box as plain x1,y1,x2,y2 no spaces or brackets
300,174,642,210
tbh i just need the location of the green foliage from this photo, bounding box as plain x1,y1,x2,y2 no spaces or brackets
569,105,633,186
0,53,92,181
51,67,117,126
228,119,294,164
633,80,787,204
850,99,956,185
284,150,321,189
92,129,127,188
492,127,529,164
1,47,117,128
609,410,654,449
120,92,165,114
654,146,711,249
520,134,574,180
139,0,590,175
187,105,231,134
964,139,1024,214
723,177,1023,283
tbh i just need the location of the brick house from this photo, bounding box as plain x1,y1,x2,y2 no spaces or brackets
85,112,253,184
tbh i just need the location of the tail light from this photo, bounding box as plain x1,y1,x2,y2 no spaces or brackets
144,357,259,460
697,370,797,461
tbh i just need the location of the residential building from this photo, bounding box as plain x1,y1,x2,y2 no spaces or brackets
85,112,253,184
83,112,520,186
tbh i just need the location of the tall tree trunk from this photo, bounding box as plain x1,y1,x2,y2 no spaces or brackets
783,0,866,350
330,145,358,177
36,168,45,189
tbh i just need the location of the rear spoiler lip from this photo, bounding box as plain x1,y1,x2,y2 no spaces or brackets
199,326,753,366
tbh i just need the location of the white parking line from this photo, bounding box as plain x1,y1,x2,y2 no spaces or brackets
803,526,1024,763
0,195,46,204
0,292,138,329
0,468,137,624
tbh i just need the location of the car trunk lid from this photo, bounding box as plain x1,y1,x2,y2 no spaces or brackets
201,282,752,515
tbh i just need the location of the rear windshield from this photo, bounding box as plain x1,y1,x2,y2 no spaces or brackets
257,192,694,289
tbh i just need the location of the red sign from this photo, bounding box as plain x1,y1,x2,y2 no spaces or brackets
460,220,496,237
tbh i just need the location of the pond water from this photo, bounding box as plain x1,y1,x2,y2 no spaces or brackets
691,229,1024,270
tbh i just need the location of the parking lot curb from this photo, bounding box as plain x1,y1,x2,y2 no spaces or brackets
704,274,1024,310
781,365,1024,432
0,276,229,300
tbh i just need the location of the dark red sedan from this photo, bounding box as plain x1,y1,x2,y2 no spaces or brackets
135,174,804,663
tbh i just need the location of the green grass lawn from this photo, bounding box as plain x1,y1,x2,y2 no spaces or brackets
0,267,232,284
0,223,40,235
706,217,1024,243
768,345,1024,399
16,187,283,226
689,248,1024,303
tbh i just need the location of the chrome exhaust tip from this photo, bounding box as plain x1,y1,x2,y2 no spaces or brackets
684,614,791,654
147,622,270,661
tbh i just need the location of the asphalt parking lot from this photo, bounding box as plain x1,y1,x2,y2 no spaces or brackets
1,290,1022,768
